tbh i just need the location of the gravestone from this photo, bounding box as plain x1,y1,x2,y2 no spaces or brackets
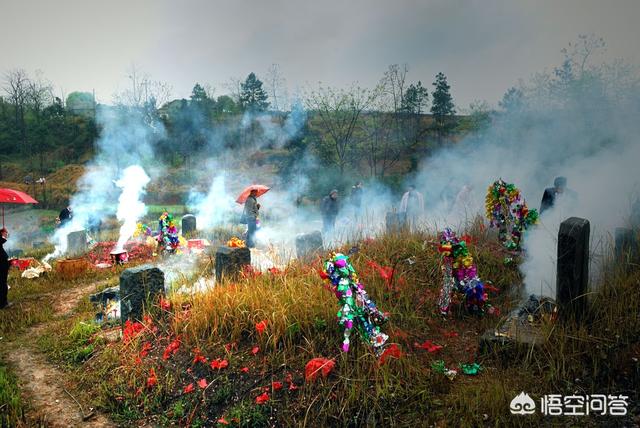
215,246,251,281
182,214,197,236
556,217,590,323
119,264,165,325
385,212,407,234
66,229,87,257
615,227,638,262
295,231,323,260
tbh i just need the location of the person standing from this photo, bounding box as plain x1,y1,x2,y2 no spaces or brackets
243,189,260,248
351,182,363,210
58,205,73,226
321,189,340,234
399,185,424,229
0,228,11,309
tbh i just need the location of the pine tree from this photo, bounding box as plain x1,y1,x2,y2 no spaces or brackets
401,81,429,114
430,72,455,124
239,73,269,112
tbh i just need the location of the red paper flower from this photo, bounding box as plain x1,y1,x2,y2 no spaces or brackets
317,269,329,280
255,320,267,335
146,367,158,388
379,344,403,365
272,381,283,391
255,392,270,405
198,378,208,389
305,358,335,382
183,383,194,394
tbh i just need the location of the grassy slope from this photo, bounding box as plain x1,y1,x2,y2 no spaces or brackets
19,226,640,427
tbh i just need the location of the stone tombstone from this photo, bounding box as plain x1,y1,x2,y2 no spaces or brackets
215,246,251,281
66,229,88,257
556,217,590,323
295,231,323,260
182,214,197,236
615,227,638,262
119,264,165,325
385,212,406,234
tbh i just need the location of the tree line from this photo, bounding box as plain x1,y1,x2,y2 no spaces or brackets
0,64,467,188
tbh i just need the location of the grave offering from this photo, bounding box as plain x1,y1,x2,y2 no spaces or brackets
437,228,487,315
90,286,121,322
295,231,323,260
215,246,251,281
119,264,165,325
485,179,538,251
321,253,388,354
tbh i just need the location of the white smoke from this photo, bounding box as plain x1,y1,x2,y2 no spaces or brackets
114,165,151,251
411,42,640,298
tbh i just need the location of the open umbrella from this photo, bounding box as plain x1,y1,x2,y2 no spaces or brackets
0,188,38,227
236,184,270,205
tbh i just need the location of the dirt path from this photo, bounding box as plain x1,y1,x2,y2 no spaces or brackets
5,281,116,428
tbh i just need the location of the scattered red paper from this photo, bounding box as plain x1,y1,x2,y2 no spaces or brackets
251,346,260,355
240,367,250,373
183,383,194,394
255,320,267,335
224,342,237,353
192,348,207,364
379,344,403,365
242,265,262,278
140,342,152,358
305,358,335,382
272,381,283,391
289,383,299,391
484,284,500,293
198,378,208,389
442,330,459,338
123,320,145,344
317,269,329,280
210,359,229,370
159,297,172,311
162,337,181,360
267,267,282,275
414,340,443,353
255,392,270,405
217,417,229,425
146,368,158,388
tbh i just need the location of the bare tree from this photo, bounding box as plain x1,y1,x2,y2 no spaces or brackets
264,63,288,112
305,83,377,174
113,64,172,108
4,69,31,167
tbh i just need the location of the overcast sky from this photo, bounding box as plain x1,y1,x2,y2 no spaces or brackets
1,0,639,108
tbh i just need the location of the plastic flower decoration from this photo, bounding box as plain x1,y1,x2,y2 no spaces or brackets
485,179,538,251
437,228,487,315
321,253,389,355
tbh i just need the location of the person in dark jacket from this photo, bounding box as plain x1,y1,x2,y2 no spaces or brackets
0,228,10,309
58,206,73,226
243,190,260,248
321,189,339,234
540,177,567,214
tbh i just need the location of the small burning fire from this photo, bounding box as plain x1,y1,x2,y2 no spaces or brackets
226,237,246,248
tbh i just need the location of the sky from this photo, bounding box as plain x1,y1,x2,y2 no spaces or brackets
1,0,639,109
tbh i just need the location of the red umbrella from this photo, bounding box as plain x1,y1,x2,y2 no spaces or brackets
235,185,270,205
0,188,38,227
